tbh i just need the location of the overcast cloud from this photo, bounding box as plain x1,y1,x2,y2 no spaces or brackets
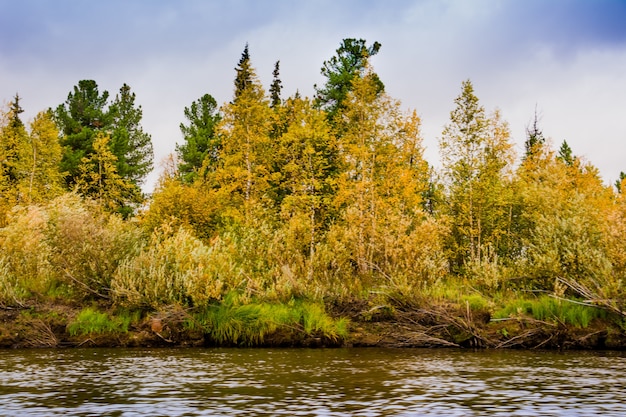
1,0,625,191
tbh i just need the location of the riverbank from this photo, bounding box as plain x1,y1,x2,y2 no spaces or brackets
2,297,625,350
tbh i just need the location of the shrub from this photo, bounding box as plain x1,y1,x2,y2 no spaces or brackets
112,225,229,308
46,194,144,300
0,205,55,303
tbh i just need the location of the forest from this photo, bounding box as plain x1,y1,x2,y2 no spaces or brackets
1,39,625,349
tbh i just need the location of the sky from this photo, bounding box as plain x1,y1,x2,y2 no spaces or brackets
1,0,625,192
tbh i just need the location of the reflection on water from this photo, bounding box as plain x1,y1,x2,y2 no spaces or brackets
0,347,625,416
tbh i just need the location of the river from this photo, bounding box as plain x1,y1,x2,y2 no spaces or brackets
0,348,624,416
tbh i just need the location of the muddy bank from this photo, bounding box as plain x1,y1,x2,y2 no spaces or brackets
1,300,625,350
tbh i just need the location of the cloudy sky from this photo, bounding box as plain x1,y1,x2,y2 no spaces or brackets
1,0,625,192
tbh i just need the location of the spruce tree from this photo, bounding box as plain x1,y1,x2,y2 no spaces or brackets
234,43,252,102
269,60,283,108
615,172,626,193
177,93,221,182
558,140,574,166
109,84,154,186
524,106,545,158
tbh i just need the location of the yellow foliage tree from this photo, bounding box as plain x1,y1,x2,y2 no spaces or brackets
213,61,273,224
440,80,515,273
327,67,439,286
75,132,141,214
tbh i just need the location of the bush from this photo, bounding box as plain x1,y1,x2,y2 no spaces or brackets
112,225,230,308
46,194,144,300
0,205,55,304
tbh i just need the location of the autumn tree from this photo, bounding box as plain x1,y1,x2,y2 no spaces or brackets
23,111,64,203
75,133,141,215
327,68,438,284
213,46,274,224
176,93,221,183
514,143,614,292
273,96,337,279
439,80,515,273
0,97,28,224
0,95,29,190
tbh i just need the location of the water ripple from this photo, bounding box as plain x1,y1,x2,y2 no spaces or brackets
0,348,625,416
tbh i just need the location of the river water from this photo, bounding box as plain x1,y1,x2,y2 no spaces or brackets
0,347,624,416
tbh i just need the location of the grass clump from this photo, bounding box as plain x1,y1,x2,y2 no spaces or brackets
186,293,349,346
493,295,607,328
67,307,140,336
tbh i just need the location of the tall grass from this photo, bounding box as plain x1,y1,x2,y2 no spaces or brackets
67,307,140,336
186,294,349,346
493,295,607,328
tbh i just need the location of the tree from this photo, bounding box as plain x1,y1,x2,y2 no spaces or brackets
269,60,283,108
615,171,625,193
557,140,574,166
274,96,337,279
524,106,545,159
315,38,383,122
234,43,252,101
176,93,221,183
214,49,274,224
109,83,154,186
439,80,515,271
75,133,141,215
54,80,153,195
54,80,111,187
330,68,434,281
24,111,64,203
0,94,28,187
0,96,30,224
515,143,614,291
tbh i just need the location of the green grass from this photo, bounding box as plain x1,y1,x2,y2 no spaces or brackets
67,307,141,336
493,295,607,328
186,294,349,346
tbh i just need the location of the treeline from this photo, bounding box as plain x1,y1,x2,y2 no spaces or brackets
1,39,625,337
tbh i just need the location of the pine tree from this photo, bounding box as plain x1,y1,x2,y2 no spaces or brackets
269,61,283,108
525,106,545,159
234,43,252,102
615,171,626,193
558,140,575,166
315,38,383,122
109,83,154,186
54,80,111,187
176,93,221,183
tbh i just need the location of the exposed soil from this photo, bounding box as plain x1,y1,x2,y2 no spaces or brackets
1,299,625,350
